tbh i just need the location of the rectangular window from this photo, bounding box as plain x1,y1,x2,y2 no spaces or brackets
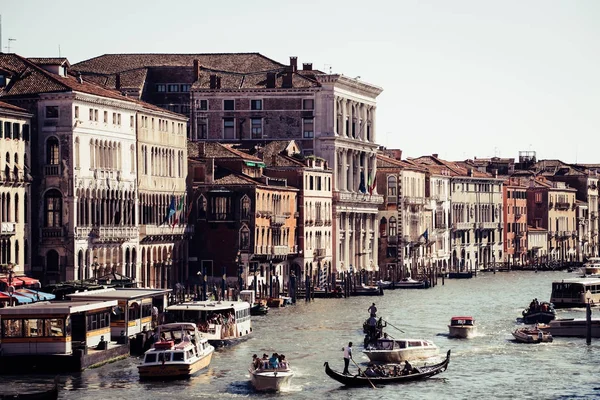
46,106,59,119
94,109,98,121
224,100,235,111
12,123,20,140
89,109,94,121
223,118,235,139
112,112,116,124
117,113,121,125
303,99,314,109
168,84,179,92
130,116,134,127
535,192,542,203
198,119,208,139
22,124,30,141
251,118,262,138
303,118,314,138
156,84,166,92
198,100,208,111
104,111,108,123
250,99,262,110
181,84,191,92
4,121,10,139
74,106,79,119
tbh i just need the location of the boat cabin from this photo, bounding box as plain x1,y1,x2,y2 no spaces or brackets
550,278,600,308
67,288,171,340
450,317,474,326
0,300,117,355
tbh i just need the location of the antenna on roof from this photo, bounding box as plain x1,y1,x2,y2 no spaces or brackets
58,44,61,58
6,37,15,53
324,64,332,74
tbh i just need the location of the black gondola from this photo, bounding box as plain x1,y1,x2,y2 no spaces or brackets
324,350,450,387
1,378,59,400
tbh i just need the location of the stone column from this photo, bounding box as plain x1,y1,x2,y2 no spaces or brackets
341,99,348,138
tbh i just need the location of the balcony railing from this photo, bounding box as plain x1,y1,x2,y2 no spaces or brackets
270,215,286,226
434,223,447,231
272,245,288,256
452,222,474,231
314,248,326,258
333,191,384,204
139,225,194,236
479,222,499,230
555,202,570,210
92,226,139,242
44,164,60,176
314,219,324,226
41,226,64,238
0,223,15,235
404,197,425,205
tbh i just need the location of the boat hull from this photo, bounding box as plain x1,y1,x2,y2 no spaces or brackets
448,326,476,339
448,272,473,279
540,319,600,338
250,370,293,392
512,329,553,343
138,350,213,380
363,347,439,363
522,312,556,324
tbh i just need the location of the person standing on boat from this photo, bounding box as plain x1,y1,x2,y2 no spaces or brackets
368,303,378,317
342,342,353,375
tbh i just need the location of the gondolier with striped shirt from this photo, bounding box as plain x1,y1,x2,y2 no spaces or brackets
342,342,353,375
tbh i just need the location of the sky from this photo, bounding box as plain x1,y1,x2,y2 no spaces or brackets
1,0,599,163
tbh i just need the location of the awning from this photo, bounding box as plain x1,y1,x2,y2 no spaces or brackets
16,276,40,287
16,289,55,301
0,278,23,287
0,292,9,300
0,291,32,303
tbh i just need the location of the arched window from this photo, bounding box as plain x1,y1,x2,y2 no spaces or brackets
46,137,60,165
389,217,397,237
380,217,387,237
44,189,62,227
14,194,18,223
387,176,397,201
241,196,251,220
24,194,28,223
197,195,207,219
240,225,250,250
131,144,135,173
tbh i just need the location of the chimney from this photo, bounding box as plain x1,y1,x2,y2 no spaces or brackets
467,168,473,177
282,72,293,88
216,76,222,89
432,153,438,158
193,60,200,81
302,63,313,71
391,149,402,160
266,72,276,88
289,56,298,72
76,73,83,84
492,168,498,178
115,73,121,90
272,154,277,166
206,158,215,184
209,75,217,89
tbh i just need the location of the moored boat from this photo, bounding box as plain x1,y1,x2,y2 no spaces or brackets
394,277,428,289
448,271,473,279
138,323,214,380
250,300,269,316
539,318,600,338
164,300,252,347
354,284,384,296
448,316,476,338
583,257,600,276
363,338,439,363
324,350,451,387
0,378,59,400
512,326,553,343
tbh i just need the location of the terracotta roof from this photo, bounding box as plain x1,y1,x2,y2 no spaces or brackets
0,53,184,119
188,142,262,161
84,68,148,91
72,53,284,75
27,57,71,67
257,141,305,168
193,67,318,90
0,100,28,113
376,154,427,172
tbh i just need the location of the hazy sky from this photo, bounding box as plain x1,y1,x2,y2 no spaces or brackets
2,0,599,163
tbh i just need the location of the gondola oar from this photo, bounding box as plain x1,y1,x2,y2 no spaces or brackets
383,319,405,333
351,358,376,389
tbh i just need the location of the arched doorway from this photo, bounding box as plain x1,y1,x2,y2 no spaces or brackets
46,249,60,283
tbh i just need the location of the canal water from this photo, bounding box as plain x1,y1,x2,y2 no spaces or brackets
2,271,599,399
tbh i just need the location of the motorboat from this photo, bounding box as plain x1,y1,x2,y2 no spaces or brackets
539,318,600,338
354,284,383,296
324,350,451,387
363,338,439,363
376,280,393,289
521,301,556,324
164,300,252,347
583,257,600,276
138,323,214,379
448,316,476,338
394,277,428,289
249,361,293,392
448,271,473,279
512,326,553,343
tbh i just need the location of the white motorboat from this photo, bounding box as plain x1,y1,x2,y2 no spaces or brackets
249,364,293,391
363,338,439,363
138,323,214,379
583,257,600,276
394,277,428,289
539,318,600,338
512,327,553,343
448,316,476,339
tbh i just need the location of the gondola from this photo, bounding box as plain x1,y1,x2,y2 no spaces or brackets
0,378,59,400
324,350,450,387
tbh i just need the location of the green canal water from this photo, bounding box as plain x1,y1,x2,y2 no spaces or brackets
2,271,599,399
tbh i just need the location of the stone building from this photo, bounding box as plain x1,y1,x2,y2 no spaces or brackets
0,54,188,287
0,101,32,275
503,178,528,265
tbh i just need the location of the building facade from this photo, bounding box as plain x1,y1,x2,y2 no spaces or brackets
503,178,528,265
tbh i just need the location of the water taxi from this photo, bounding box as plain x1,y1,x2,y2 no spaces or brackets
394,277,428,289
164,300,252,347
583,257,600,276
138,323,214,380
549,278,600,308
512,326,553,343
363,338,439,363
448,316,476,338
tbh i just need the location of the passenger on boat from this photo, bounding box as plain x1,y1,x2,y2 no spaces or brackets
261,354,270,369
183,332,191,343
364,364,379,377
402,360,413,375
252,354,261,370
269,353,280,369
278,354,288,369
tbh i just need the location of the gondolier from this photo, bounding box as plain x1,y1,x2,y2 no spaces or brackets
343,342,353,375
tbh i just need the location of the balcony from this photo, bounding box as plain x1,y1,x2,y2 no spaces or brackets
139,225,194,237
387,235,398,244
555,202,570,210
270,215,286,226
272,245,288,256
452,222,474,231
333,191,384,204
92,226,139,243
314,219,325,226
434,223,447,231
479,222,499,230
44,164,60,176
0,223,15,236
314,248,326,258
404,197,425,205
41,226,64,238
